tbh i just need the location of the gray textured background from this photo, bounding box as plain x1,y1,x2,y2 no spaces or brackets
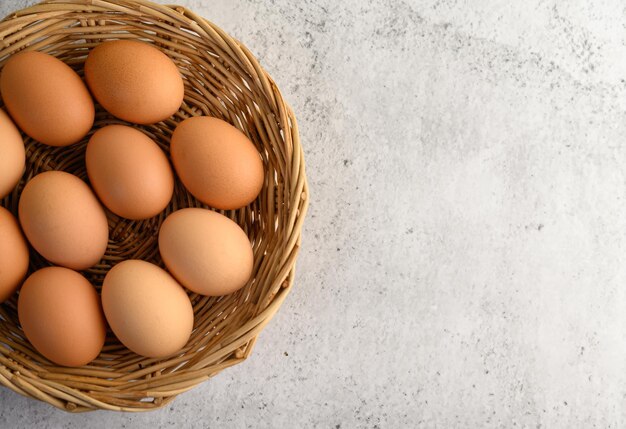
2,0,626,427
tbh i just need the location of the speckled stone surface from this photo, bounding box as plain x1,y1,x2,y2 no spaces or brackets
3,0,626,427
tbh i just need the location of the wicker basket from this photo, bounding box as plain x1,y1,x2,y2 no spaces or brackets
0,0,308,412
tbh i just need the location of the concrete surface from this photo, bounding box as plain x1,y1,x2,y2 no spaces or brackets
2,0,626,427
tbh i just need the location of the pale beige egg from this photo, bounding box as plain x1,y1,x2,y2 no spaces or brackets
102,260,194,358
159,208,253,296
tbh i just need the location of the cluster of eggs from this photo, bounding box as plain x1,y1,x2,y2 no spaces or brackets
0,40,264,366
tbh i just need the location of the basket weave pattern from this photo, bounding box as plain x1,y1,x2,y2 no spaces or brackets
0,0,308,412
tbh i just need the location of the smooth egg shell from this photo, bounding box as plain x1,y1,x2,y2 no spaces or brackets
170,116,264,210
85,40,184,124
102,260,194,358
86,125,174,220
0,206,29,303
0,109,25,198
159,208,253,296
19,171,108,270
0,51,94,146
18,267,106,367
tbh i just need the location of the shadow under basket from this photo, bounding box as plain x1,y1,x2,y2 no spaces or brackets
0,0,308,412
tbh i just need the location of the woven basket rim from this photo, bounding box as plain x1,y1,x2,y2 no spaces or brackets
0,0,309,412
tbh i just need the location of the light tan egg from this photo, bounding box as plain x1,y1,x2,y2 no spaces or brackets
159,208,253,296
86,125,174,220
18,171,108,270
0,51,94,146
171,117,264,210
18,267,106,367
0,109,24,198
102,260,194,358
85,40,184,124
0,206,29,303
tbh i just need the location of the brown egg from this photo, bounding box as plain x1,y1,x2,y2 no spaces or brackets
86,125,174,220
159,208,253,296
19,171,108,270
0,109,24,198
18,267,106,367
0,51,94,146
102,260,193,358
85,40,184,124
171,117,264,210
0,206,29,303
